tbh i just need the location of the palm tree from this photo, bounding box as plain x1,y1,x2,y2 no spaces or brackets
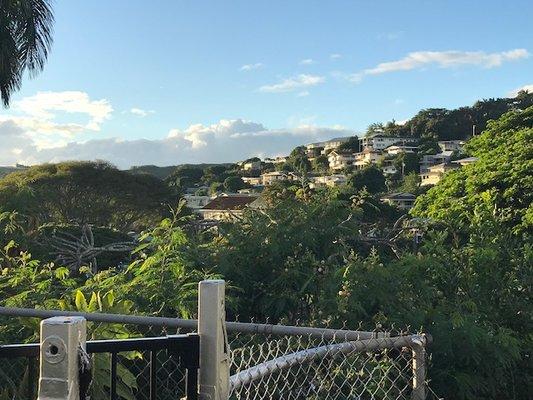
0,0,54,107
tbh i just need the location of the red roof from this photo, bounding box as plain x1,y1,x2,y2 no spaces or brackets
202,195,258,211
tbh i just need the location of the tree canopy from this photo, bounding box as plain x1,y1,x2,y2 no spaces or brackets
0,161,175,231
412,106,533,234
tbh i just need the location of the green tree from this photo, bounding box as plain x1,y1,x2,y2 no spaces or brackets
311,155,330,173
348,166,386,194
392,152,420,175
0,0,54,106
0,161,174,231
412,106,533,233
223,176,245,193
399,172,421,194
337,137,360,152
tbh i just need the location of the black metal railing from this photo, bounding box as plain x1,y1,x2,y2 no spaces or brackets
0,334,200,400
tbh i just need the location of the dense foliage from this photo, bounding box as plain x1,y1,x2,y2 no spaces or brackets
0,107,531,399
0,161,175,231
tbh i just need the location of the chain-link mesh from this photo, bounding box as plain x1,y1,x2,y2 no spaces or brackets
228,330,418,400
0,315,438,400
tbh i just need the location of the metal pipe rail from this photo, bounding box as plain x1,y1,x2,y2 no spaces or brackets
230,334,425,392
0,306,394,340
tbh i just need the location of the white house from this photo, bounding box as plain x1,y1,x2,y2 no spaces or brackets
328,151,356,171
359,134,418,152
242,176,262,186
384,145,418,156
199,194,260,221
438,140,465,152
183,194,212,210
381,160,398,175
419,151,454,173
309,174,347,188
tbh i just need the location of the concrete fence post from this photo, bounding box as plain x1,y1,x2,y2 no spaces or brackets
198,280,230,400
37,316,87,400
411,335,427,400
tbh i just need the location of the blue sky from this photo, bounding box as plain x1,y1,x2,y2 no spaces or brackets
1,0,532,168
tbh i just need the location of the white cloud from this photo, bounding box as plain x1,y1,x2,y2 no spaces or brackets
259,74,325,93
0,118,351,169
0,91,113,152
346,49,530,82
14,91,112,131
330,54,342,60
240,63,263,71
129,107,154,117
507,83,533,97
299,58,315,65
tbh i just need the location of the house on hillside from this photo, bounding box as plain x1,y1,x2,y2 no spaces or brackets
242,176,262,186
384,145,418,156
309,174,347,188
438,140,465,152
359,134,418,152
353,149,384,169
264,156,288,164
419,151,454,173
199,194,260,221
243,160,261,171
321,137,351,154
183,194,212,210
380,192,416,210
381,160,398,175
420,163,459,186
328,151,356,171
261,171,289,185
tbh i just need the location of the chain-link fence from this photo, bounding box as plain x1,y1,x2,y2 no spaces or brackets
0,282,439,400
228,328,427,400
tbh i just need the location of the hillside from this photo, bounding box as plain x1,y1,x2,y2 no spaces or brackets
366,90,533,140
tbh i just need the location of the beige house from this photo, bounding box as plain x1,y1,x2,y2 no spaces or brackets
310,174,347,188
420,163,459,186
380,192,417,210
328,151,356,171
242,176,262,186
243,161,261,171
261,171,289,185
353,149,384,169
199,195,260,221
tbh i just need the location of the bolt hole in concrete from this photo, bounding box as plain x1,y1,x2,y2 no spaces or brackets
49,344,59,355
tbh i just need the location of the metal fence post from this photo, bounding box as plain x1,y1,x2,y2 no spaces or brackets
411,335,427,400
37,316,87,400
198,280,230,400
